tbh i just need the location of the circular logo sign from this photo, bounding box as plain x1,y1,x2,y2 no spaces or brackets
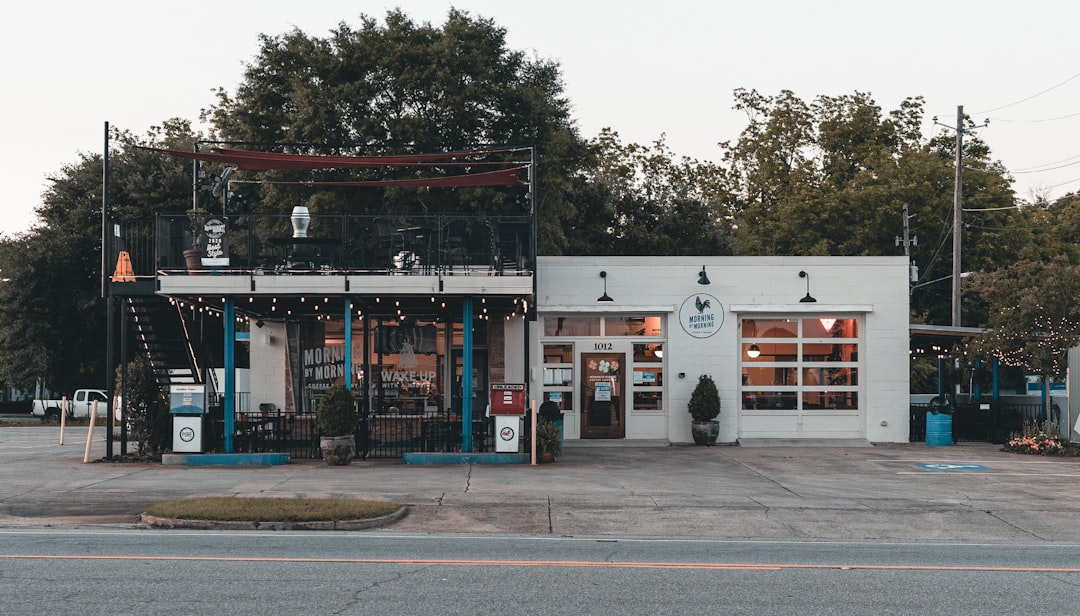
179,426,196,443
679,293,723,338
500,426,516,441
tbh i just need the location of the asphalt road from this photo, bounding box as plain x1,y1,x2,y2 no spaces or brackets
2,529,1078,615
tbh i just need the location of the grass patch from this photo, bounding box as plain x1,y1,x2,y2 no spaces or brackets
146,497,399,523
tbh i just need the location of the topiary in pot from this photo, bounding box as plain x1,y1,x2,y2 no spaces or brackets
688,374,720,445
317,383,358,465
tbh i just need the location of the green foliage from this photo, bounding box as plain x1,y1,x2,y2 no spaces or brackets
202,8,592,255
966,256,1080,379
688,374,721,422
585,129,732,255
117,357,170,456
316,383,358,437
0,120,204,392
535,420,562,457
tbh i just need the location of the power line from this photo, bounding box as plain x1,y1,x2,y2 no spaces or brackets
1010,155,1080,174
972,71,1080,115
989,110,1080,123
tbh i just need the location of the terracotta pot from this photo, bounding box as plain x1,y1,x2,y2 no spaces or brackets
540,452,556,464
320,434,355,465
183,249,203,274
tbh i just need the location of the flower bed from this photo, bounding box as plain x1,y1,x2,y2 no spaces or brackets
1003,421,1074,456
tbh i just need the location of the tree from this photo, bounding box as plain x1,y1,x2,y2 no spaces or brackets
0,120,202,392
966,256,1080,416
117,356,170,456
584,129,732,255
719,89,1024,327
201,8,596,255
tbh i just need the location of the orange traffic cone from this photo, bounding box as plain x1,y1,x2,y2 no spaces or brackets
111,251,135,282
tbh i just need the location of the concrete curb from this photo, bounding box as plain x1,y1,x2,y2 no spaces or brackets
139,505,408,531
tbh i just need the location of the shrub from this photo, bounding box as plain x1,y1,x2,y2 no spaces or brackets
116,357,170,456
688,374,721,422
316,383,358,437
535,420,562,457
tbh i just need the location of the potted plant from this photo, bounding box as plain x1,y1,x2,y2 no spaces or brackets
317,383,358,465
182,209,204,271
535,420,562,463
688,374,721,445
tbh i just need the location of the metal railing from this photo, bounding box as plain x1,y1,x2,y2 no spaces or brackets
909,400,1060,444
108,213,535,279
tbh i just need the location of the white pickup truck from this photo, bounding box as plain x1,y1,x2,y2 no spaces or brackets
31,389,110,422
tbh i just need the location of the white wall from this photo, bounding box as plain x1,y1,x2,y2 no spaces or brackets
248,321,288,413
533,256,911,444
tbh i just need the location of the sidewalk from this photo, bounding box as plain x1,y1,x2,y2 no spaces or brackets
3,424,1080,541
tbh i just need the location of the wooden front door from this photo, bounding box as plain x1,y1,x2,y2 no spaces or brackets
580,352,625,439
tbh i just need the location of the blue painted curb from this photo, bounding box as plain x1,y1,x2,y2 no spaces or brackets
403,452,530,465
162,453,291,466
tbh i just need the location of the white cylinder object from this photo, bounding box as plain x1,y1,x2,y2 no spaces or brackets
291,206,310,238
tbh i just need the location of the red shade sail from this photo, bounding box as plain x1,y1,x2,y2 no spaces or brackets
135,145,524,172
264,166,527,188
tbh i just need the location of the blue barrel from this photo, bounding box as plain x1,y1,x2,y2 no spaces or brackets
926,410,953,446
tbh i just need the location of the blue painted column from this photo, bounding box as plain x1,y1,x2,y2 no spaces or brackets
937,357,945,397
992,357,1000,400
973,358,981,403
223,298,235,453
344,296,353,391
1041,377,1049,421
462,296,473,453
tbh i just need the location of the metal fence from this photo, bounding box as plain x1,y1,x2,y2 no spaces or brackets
109,213,535,279
909,400,1061,444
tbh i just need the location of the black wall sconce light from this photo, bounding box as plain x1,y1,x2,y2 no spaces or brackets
697,265,710,285
746,343,761,358
799,270,817,303
597,271,614,302
254,319,265,328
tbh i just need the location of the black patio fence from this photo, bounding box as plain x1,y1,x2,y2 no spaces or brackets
909,400,1058,444
202,393,506,459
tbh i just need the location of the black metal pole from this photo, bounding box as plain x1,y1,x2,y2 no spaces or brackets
120,298,129,456
103,121,114,460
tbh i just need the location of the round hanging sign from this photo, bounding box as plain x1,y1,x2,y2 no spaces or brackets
678,293,723,338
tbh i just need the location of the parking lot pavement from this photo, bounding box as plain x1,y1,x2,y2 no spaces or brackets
3,425,1080,540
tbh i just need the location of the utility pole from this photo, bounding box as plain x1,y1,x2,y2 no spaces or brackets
896,203,918,294
951,106,963,328
934,106,987,327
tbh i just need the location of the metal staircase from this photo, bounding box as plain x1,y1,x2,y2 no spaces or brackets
125,296,204,386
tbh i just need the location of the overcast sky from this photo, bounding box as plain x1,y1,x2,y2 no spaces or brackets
2,0,1077,236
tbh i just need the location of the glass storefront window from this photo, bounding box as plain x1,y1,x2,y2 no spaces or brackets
544,391,573,410
801,342,858,362
633,391,663,411
607,315,663,337
742,391,797,410
743,367,798,387
544,316,600,337
802,367,858,387
804,317,858,338
741,317,860,412
632,367,663,386
743,319,797,338
543,367,574,386
633,343,663,362
543,344,573,363
743,341,799,362
802,391,858,410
